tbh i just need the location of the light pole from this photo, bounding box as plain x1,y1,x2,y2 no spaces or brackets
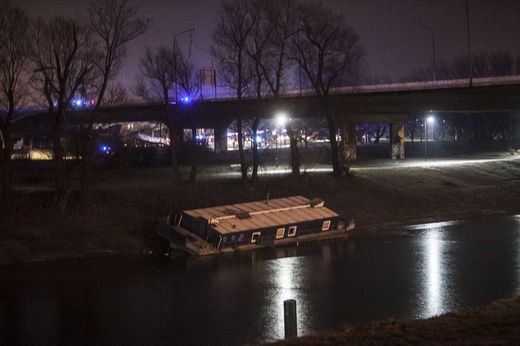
414,19,436,83
424,116,434,161
174,27,196,53
466,0,473,87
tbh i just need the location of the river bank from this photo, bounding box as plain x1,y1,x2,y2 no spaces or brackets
270,295,520,345
1,148,519,266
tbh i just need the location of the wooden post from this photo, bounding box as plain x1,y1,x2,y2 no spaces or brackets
284,299,297,338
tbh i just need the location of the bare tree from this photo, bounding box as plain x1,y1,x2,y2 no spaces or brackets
212,0,256,187
175,41,200,102
134,39,202,182
405,116,421,145
372,124,389,143
246,0,300,181
134,46,174,103
258,0,297,96
289,2,364,175
243,0,274,186
31,15,97,211
256,0,300,177
133,45,183,182
214,0,299,185
175,39,203,183
102,83,127,105
0,1,31,216
88,0,150,108
27,1,148,210
78,0,150,189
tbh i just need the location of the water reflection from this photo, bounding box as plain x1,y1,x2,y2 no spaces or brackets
410,217,520,319
417,222,453,317
424,227,444,315
264,256,308,339
2,216,520,345
261,244,342,339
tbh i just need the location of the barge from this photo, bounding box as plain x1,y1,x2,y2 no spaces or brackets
156,196,355,256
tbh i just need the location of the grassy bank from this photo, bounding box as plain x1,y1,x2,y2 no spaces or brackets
1,152,519,265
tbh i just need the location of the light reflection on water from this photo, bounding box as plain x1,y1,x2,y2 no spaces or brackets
419,223,451,317
1,216,520,345
407,217,520,319
264,256,308,339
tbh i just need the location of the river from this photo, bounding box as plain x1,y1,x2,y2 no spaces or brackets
1,215,520,345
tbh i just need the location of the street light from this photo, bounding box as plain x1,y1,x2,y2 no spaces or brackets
276,113,287,127
174,27,197,50
275,113,288,148
425,116,434,161
414,19,436,83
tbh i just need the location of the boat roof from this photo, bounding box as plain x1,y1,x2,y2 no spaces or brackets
182,196,339,235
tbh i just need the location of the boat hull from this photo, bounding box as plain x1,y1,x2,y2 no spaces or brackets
157,218,355,256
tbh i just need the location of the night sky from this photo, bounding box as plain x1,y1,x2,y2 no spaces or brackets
16,0,520,96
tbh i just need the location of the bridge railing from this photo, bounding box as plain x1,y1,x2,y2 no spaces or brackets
321,75,520,95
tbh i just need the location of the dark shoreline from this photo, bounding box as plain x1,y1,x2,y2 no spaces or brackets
2,141,519,267
2,152,519,266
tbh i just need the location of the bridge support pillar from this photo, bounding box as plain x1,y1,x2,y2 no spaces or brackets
391,122,405,159
340,120,357,163
214,124,228,154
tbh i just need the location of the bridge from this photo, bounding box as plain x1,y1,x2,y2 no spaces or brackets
13,76,520,160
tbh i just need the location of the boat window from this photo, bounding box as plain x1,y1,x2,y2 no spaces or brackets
276,228,285,239
251,232,261,243
288,226,297,237
322,220,331,231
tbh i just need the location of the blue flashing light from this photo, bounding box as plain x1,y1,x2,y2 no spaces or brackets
181,96,190,103
101,145,111,154
75,99,82,106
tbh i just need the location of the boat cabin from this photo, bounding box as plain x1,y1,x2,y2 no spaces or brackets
173,196,341,251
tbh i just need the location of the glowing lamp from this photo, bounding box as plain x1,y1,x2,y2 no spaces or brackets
276,113,287,126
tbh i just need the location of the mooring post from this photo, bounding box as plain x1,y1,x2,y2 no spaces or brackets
284,299,297,338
